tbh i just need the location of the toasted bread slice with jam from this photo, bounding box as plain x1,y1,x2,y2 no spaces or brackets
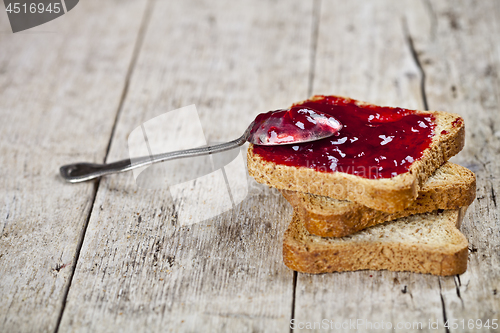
281,162,476,237
283,208,469,276
248,96,465,213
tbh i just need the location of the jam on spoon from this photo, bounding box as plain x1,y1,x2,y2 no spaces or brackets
249,107,342,145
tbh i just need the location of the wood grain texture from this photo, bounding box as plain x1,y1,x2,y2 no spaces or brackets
2,0,498,331
58,0,313,331
406,0,500,326
292,1,452,332
0,1,148,332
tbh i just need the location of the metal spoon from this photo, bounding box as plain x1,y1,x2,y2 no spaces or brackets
60,108,342,183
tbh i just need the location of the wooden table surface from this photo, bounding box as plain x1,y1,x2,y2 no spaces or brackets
1,0,499,332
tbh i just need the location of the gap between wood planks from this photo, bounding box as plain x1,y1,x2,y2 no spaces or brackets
290,0,321,332
403,14,467,333
53,1,156,332
402,17,429,111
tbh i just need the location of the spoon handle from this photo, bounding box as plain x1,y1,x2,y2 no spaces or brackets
60,134,247,183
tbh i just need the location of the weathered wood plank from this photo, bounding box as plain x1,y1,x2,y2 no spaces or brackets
406,0,500,326
0,1,148,332
58,0,313,331
292,1,451,332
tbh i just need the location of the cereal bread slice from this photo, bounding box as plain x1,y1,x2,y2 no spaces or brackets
283,208,468,276
282,162,476,237
247,96,465,213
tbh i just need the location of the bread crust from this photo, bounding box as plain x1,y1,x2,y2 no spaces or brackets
282,162,476,237
247,96,465,213
282,208,469,276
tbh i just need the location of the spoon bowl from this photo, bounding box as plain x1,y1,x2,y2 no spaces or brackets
247,107,342,145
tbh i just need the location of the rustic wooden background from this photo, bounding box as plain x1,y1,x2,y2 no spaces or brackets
0,0,498,332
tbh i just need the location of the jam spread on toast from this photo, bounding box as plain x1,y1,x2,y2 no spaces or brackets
249,107,342,145
252,96,436,179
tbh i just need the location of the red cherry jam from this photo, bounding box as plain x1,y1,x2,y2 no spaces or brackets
252,96,436,179
249,107,342,145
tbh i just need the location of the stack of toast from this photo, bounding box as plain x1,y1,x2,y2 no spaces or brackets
248,96,476,276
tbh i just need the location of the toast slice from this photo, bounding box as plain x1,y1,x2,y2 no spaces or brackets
282,162,476,237
248,96,465,213
283,208,469,276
